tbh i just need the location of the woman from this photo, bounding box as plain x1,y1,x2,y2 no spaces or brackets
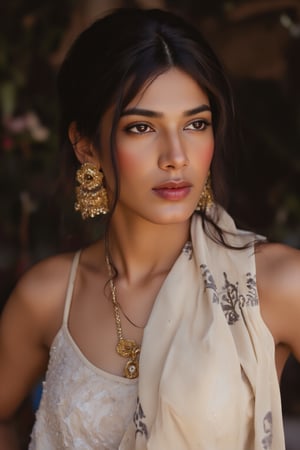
0,8,299,450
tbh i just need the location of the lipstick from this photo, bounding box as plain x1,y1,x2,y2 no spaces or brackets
153,180,192,201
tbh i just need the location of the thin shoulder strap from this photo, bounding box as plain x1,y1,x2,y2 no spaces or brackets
63,250,81,325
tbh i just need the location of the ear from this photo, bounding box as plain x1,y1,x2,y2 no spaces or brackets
68,121,100,166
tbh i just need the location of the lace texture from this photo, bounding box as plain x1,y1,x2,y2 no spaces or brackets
29,326,138,449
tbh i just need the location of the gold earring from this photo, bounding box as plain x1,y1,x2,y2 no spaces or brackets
74,162,109,219
196,173,214,212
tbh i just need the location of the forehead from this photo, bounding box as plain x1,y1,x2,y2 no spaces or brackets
125,68,210,112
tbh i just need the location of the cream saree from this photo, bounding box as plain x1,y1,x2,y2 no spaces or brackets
120,207,285,449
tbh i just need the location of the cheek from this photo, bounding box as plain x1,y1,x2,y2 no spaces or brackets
195,138,214,170
117,150,135,173
205,142,214,164
117,146,148,177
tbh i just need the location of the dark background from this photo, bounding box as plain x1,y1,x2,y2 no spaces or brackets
0,0,300,447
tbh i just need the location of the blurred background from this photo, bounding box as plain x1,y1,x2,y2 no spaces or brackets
0,0,300,448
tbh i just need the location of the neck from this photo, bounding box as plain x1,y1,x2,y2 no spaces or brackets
107,213,191,285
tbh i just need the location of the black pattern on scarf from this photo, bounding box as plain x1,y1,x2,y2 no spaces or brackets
200,265,259,325
134,397,148,439
261,411,273,449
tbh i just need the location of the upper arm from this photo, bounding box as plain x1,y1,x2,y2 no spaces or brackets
256,243,300,362
0,284,47,419
0,255,71,420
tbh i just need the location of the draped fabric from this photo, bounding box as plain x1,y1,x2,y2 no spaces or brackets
120,207,285,450
29,207,285,449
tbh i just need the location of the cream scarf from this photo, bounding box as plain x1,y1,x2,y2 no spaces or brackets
120,207,285,450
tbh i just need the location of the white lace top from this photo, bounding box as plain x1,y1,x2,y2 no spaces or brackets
29,252,138,450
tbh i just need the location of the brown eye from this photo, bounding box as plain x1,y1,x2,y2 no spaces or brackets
135,124,149,133
185,119,210,131
126,123,154,134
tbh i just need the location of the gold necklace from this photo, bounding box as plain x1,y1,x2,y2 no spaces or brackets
105,255,140,379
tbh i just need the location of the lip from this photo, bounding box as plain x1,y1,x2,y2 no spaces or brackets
152,180,192,201
154,180,192,190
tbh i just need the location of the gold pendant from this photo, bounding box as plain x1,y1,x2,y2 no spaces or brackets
124,359,139,379
116,338,138,358
116,339,141,379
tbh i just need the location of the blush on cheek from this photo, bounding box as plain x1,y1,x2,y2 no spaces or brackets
198,143,214,170
117,149,143,174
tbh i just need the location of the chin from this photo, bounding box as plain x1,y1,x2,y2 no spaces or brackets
149,208,195,225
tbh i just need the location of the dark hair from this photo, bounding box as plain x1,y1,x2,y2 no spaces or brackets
57,8,237,241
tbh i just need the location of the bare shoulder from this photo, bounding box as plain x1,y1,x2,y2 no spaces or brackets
14,252,75,299
5,252,77,346
0,252,79,418
255,242,300,293
255,242,300,359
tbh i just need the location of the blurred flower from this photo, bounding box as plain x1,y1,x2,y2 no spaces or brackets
3,111,50,142
30,126,50,141
25,111,40,130
280,14,300,38
3,116,27,133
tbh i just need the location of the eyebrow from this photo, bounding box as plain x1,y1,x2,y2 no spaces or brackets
120,104,211,118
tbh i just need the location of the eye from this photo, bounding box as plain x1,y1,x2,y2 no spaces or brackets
125,123,154,134
184,119,210,131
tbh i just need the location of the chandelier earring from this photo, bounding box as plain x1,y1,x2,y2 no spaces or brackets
196,173,214,212
74,162,109,219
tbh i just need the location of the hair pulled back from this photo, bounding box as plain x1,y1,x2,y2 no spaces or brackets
57,8,237,228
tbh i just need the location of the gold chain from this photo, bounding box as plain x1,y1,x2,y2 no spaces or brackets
105,255,140,379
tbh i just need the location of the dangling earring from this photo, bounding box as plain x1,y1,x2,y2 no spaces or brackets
74,162,109,219
196,173,214,212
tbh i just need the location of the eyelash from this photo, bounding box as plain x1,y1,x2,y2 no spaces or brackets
184,119,211,131
125,123,154,134
124,119,211,135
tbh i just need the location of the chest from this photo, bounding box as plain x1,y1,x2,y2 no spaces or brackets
67,269,166,377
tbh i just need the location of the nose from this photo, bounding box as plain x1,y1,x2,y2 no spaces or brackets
158,133,189,171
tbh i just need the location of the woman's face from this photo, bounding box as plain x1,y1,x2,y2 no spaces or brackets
100,68,214,225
